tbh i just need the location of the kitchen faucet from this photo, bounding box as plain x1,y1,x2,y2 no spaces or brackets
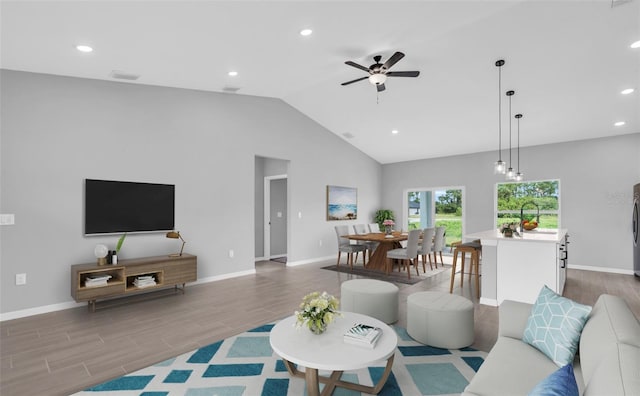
520,202,540,233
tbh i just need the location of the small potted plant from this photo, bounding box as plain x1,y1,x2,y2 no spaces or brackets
500,223,518,237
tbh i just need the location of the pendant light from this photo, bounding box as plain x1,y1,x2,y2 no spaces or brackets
515,113,524,181
493,60,506,174
505,90,516,180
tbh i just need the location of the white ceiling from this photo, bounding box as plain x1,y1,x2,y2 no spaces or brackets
2,0,638,164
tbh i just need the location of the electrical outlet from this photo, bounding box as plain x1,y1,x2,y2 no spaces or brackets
229,250,234,258
319,239,323,247
16,273,26,285
0,214,15,225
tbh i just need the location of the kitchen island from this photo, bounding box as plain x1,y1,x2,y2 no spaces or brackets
465,228,569,306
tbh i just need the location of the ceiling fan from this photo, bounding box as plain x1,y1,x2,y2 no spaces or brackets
341,51,420,92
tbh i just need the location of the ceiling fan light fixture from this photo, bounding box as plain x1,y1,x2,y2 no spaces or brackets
369,73,387,85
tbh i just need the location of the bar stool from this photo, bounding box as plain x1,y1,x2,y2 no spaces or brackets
449,240,482,299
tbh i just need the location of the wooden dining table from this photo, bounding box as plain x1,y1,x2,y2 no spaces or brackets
342,232,408,273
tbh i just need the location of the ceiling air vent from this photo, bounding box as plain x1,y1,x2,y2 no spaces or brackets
223,86,241,93
342,132,355,139
611,0,633,7
109,70,140,81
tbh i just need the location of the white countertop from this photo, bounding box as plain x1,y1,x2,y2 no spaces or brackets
466,228,568,243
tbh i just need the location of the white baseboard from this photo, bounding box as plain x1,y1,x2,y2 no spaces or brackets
0,268,258,322
287,255,335,267
0,301,85,322
193,269,257,285
568,264,634,275
480,297,499,307
254,256,267,261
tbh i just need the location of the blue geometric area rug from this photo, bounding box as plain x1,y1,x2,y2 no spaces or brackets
73,322,486,396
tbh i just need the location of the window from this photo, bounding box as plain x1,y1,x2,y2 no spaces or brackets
496,180,560,229
406,188,464,248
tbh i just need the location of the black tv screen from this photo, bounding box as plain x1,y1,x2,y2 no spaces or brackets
85,179,175,235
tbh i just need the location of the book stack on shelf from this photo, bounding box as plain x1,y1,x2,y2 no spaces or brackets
85,274,112,288
343,323,382,349
133,275,157,289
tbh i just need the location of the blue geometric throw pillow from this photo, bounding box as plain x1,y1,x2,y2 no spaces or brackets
522,285,592,367
528,364,579,396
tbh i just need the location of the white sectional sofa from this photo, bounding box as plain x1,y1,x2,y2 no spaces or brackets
463,294,640,395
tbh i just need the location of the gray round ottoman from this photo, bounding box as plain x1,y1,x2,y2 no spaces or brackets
340,279,399,324
407,291,474,349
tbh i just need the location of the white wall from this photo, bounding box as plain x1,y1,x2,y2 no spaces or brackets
0,70,382,315
382,133,640,272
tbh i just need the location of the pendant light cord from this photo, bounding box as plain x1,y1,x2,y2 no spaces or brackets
508,93,512,166
498,65,502,160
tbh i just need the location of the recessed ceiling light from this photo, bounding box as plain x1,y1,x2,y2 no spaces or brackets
614,121,626,126
76,45,93,53
631,40,640,49
391,130,399,135
300,29,313,36
621,88,635,94
228,71,238,77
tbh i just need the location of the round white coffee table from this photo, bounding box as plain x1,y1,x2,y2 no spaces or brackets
270,311,398,396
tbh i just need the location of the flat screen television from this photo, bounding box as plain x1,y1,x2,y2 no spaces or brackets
85,179,175,235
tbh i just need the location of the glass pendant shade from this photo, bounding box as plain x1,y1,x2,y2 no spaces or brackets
515,172,524,181
493,60,506,174
506,167,516,180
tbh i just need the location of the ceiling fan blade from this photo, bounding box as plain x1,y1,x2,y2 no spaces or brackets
345,61,371,73
341,76,369,86
376,83,386,92
381,52,405,70
387,71,420,77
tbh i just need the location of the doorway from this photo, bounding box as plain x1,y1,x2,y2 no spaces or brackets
264,175,287,261
404,186,465,250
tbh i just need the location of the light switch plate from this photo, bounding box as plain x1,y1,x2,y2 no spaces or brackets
16,273,26,285
0,214,15,225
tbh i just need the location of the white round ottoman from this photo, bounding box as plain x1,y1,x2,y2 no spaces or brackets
340,279,399,324
407,291,474,349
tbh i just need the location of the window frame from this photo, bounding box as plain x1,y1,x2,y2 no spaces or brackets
494,179,561,230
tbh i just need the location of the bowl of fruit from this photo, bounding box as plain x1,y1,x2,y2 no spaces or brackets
522,220,538,231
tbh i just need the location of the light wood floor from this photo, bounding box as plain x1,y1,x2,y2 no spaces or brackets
1,257,639,396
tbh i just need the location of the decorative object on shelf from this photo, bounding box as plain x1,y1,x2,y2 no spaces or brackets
116,233,126,254
327,185,358,221
294,291,341,335
94,244,108,265
515,113,524,181
493,59,507,175
505,90,516,180
500,222,518,237
166,231,186,257
383,219,395,235
375,209,395,231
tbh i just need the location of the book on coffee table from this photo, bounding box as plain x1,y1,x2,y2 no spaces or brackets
343,323,382,349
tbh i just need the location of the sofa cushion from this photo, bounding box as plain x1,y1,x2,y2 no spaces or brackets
579,294,640,386
528,364,579,396
583,343,640,396
522,286,591,367
463,336,559,396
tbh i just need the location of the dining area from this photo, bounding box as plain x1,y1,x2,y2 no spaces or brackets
334,224,447,279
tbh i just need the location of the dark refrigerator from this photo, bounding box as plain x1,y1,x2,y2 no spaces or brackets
634,183,639,277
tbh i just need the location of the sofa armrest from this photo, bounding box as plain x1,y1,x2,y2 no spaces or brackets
499,300,533,339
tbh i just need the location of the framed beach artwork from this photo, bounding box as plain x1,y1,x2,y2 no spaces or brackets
327,185,357,220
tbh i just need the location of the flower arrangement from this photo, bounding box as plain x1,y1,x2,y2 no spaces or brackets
294,291,341,334
382,219,395,227
500,222,518,237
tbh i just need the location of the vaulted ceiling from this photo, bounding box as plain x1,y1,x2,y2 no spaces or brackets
2,0,638,163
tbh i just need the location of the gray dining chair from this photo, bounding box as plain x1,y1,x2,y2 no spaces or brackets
353,224,377,260
335,225,367,270
386,229,421,279
417,227,436,272
368,223,381,233
432,226,446,267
